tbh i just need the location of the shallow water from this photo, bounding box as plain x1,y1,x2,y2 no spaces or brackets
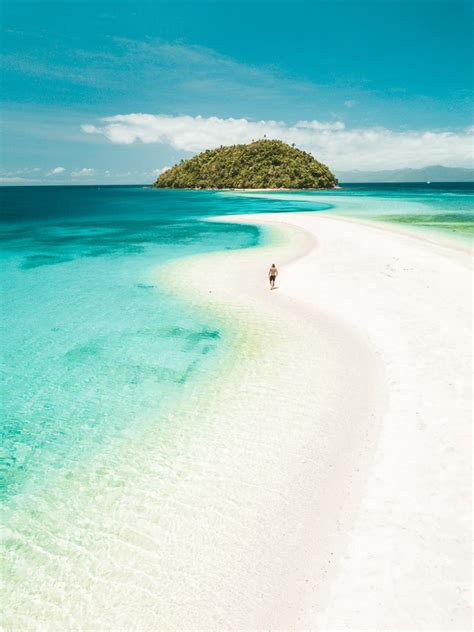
1,182,473,626
229,182,474,238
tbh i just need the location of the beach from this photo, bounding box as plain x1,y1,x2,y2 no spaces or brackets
159,211,472,629
2,190,472,630
3,0,473,625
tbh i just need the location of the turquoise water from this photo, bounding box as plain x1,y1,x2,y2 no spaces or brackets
228,182,474,238
1,184,473,502
1,186,339,505
1,183,473,626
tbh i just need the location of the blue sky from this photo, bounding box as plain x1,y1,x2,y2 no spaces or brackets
1,0,472,183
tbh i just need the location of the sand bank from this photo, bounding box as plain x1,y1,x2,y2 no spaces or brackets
160,212,471,629
5,213,469,630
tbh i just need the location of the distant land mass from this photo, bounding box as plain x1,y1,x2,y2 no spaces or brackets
337,165,474,183
153,139,338,189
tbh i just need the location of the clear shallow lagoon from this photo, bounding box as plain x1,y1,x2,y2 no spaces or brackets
1,182,473,624
1,183,472,500
230,182,474,238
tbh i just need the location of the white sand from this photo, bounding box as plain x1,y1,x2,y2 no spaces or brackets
161,212,472,630
10,212,469,630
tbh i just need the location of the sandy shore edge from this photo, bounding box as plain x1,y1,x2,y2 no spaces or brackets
3,212,470,632
159,212,472,630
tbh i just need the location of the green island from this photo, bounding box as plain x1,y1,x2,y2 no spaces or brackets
153,139,338,189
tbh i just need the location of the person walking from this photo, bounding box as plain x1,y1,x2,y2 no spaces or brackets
268,263,278,289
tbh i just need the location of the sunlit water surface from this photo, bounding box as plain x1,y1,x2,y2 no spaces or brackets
1,182,472,625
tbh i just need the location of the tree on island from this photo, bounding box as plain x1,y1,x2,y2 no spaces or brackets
153,139,338,189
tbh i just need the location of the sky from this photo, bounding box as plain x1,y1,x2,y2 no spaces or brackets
1,0,473,184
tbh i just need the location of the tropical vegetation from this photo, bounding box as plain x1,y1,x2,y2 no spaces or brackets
153,139,337,189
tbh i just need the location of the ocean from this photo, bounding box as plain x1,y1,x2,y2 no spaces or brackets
1,182,473,626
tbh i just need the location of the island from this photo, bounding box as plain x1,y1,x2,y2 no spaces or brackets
153,139,338,189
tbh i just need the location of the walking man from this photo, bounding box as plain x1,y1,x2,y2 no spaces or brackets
268,263,278,289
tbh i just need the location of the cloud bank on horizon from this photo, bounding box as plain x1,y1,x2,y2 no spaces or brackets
2,0,472,183
46,166,66,176
82,114,473,171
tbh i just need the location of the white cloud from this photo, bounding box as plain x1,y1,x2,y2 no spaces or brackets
81,124,97,135
295,120,345,131
71,167,95,177
2,167,41,176
152,166,171,175
344,100,357,108
0,176,29,183
81,114,474,170
46,166,66,176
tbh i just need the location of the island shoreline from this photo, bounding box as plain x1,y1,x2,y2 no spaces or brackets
152,186,341,191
